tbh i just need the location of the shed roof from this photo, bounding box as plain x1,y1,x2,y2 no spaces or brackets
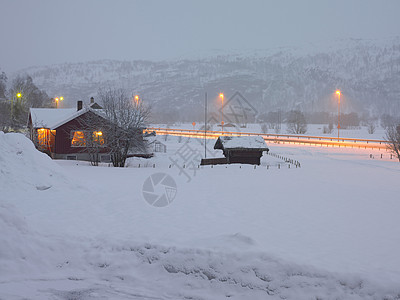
214,136,269,151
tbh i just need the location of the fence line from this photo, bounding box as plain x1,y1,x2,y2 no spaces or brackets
267,152,301,168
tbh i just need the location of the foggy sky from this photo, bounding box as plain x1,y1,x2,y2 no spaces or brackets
1,0,400,73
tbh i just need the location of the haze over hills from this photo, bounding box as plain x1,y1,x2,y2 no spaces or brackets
15,38,400,123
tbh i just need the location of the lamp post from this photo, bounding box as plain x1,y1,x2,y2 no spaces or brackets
336,90,341,140
11,92,22,126
54,96,63,108
219,93,224,132
55,98,59,108
134,95,139,106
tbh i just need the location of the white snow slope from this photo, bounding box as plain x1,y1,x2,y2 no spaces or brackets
1,131,400,299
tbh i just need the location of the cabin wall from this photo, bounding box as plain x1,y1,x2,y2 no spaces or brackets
54,112,110,158
226,150,263,165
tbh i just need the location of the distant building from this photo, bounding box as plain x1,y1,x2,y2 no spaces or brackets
201,136,269,165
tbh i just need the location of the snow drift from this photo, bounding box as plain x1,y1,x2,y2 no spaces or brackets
0,132,73,194
1,132,400,299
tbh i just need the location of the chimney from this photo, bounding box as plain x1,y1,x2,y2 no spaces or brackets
90,97,94,104
77,101,83,111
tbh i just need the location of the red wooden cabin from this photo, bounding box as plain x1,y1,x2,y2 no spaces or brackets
28,100,112,162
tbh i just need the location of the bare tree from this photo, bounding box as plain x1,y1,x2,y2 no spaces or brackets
0,104,11,132
286,110,307,134
0,70,10,131
260,123,268,134
98,88,151,167
381,114,395,129
323,122,333,134
385,124,400,162
0,69,7,99
367,122,376,134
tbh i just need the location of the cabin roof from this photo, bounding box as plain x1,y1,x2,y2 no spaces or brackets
214,136,269,151
29,107,105,130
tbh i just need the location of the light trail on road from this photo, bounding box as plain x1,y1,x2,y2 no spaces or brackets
145,127,389,150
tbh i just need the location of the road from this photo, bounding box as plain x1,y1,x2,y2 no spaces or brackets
145,127,389,150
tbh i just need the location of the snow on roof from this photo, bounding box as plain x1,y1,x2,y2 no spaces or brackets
214,136,269,150
29,107,105,130
30,108,77,129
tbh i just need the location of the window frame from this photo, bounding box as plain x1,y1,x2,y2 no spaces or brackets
70,130,106,148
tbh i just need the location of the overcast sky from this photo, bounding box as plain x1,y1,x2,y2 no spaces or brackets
1,0,399,73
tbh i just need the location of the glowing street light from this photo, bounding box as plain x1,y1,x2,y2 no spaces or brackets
134,95,139,105
54,96,64,108
11,92,22,126
219,93,224,132
336,90,341,140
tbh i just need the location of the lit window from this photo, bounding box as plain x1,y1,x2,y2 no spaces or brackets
71,131,86,147
93,131,105,145
71,131,105,147
36,128,56,151
37,128,47,147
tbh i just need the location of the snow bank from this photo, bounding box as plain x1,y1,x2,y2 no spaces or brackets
1,132,400,299
0,203,49,276
0,133,77,280
0,132,73,195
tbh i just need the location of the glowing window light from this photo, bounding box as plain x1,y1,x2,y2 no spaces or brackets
71,131,86,147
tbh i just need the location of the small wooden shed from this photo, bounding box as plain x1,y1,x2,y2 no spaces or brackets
201,136,269,165
214,136,269,165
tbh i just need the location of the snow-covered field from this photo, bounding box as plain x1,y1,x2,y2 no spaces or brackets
1,130,400,299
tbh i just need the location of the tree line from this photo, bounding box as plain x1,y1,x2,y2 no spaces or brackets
0,68,52,131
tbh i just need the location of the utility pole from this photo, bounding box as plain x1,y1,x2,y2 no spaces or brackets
204,92,207,158
336,90,341,140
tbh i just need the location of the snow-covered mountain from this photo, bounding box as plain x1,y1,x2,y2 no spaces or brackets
17,38,400,122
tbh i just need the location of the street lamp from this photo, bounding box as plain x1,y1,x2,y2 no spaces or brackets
11,92,22,126
219,93,224,132
134,95,139,105
336,90,341,140
54,96,64,108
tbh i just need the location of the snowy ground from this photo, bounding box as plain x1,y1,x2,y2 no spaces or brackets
1,130,400,299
